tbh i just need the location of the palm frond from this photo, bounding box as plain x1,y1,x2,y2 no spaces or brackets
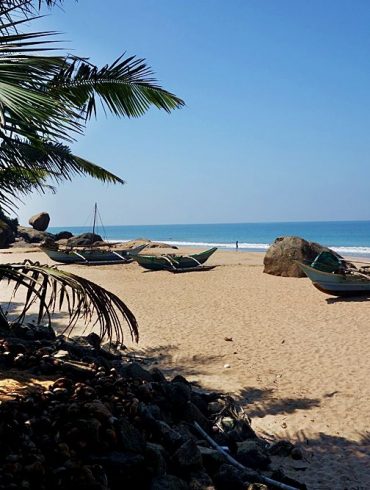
0,11,183,210
51,54,185,120
0,137,124,209
0,166,55,195
0,260,139,344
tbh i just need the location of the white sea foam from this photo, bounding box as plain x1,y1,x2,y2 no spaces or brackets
106,239,370,256
331,246,370,255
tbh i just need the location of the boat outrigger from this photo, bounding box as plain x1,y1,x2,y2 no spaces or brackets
41,242,147,265
134,247,217,272
298,251,370,297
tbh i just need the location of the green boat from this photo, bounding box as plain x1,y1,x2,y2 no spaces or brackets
40,241,147,265
134,247,217,271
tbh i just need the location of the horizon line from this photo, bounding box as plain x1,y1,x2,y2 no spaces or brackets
48,218,370,228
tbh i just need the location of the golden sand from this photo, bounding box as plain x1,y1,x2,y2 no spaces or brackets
1,248,369,489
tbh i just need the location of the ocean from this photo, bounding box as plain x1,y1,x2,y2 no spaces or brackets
48,220,370,257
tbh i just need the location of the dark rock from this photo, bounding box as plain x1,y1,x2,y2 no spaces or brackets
84,400,113,422
189,470,214,489
226,420,257,442
263,236,339,277
54,231,73,241
0,220,15,248
213,464,247,490
171,374,191,385
9,323,55,341
182,402,211,429
66,233,103,247
29,212,50,231
270,469,307,490
150,474,189,490
156,421,184,450
151,367,168,383
291,447,303,460
268,440,295,457
0,331,305,490
17,226,54,243
172,439,203,469
190,392,208,414
117,417,146,453
198,446,225,474
236,440,271,470
88,452,147,488
145,443,167,477
165,382,192,410
119,362,153,382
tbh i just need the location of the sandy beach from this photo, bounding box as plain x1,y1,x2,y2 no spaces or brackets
1,247,369,489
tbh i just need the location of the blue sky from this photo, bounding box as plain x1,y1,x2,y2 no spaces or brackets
17,0,370,226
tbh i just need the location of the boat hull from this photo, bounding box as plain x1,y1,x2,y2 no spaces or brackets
135,247,217,271
41,244,146,265
299,262,370,297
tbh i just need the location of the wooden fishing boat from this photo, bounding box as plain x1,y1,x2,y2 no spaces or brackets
298,251,370,297
134,247,217,271
40,203,148,265
41,243,147,265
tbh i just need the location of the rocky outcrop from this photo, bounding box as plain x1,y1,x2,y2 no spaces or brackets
0,220,15,248
263,236,337,277
0,331,306,490
29,212,50,231
17,226,53,244
66,232,103,247
54,230,73,241
124,238,178,250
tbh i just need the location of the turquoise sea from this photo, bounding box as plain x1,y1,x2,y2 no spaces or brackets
49,220,370,257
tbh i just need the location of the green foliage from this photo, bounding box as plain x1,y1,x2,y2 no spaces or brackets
0,1,184,210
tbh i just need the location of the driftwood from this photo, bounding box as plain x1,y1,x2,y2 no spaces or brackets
193,421,299,490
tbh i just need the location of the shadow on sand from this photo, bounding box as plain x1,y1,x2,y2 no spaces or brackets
326,296,370,304
126,346,370,489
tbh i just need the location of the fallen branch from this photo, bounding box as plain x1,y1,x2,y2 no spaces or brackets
193,421,299,490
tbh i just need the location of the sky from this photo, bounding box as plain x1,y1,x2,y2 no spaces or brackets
16,0,370,226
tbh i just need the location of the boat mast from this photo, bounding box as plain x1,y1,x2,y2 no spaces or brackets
92,202,97,238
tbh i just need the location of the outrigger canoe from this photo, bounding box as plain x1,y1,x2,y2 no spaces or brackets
299,251,370,297
41,243,147,265
134,247,217,271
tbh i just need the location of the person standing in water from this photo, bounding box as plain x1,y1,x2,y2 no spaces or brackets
236,240,239,251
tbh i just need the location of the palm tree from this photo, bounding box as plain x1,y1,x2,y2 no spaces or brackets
0,0,184,342
0,4,184,210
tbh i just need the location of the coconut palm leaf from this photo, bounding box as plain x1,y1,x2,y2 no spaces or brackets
0,137,124,210
0,260,139,343
51,55,185,120
0,23,183,208
0,166,55,199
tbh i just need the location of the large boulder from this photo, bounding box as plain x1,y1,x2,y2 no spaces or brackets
29,212,50,231
263,236,336,277
17,226,54,243
66,232,103,247
0,220,15,248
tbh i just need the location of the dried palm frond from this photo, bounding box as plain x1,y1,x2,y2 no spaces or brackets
0,260,139,344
